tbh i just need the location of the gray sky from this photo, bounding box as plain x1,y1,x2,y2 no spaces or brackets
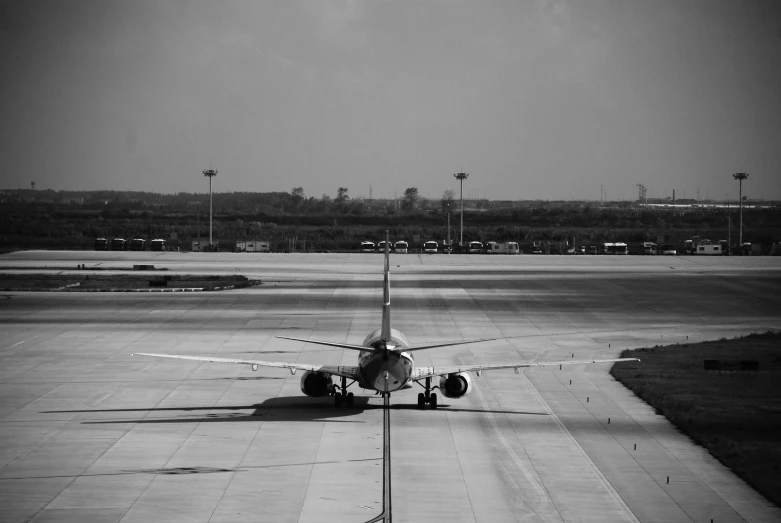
1,0,779,201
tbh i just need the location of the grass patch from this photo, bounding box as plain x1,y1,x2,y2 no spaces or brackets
0,274,257,291
611,331,781,507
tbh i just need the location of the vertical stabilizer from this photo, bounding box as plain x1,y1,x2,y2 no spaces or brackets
381,230,392,341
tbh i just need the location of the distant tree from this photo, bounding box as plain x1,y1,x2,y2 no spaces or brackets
288,187,305,213
441,189,455,212
402,187,419,212
336,187,349,202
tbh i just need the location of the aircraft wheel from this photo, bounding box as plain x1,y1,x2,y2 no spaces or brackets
429,393,437,409
417,393,425,409
334,392,342,408
346,392,354,407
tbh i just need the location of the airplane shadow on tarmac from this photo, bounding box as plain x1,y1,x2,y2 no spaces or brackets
44,395,548,424
49,395,373,424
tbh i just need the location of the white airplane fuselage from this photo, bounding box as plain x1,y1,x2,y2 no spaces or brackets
359,327,414,392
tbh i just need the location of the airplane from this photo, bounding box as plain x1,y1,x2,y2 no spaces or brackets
134,232,639,409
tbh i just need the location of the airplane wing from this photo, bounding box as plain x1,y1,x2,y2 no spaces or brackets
133,353,360,380
274,336,369,352
412,357,639,380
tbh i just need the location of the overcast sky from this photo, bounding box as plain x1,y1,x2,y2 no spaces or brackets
1,0,779,201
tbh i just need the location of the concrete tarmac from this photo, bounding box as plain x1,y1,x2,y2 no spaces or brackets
1,251,780,522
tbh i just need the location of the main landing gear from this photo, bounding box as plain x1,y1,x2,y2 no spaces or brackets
417,377,437,410
333,375,355,408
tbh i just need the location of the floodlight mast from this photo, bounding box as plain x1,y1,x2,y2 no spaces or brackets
453,172,469,248
732,172,749,248
203,168,218,248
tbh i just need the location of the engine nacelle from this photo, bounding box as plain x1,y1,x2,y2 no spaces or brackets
299,371,335,397
438,372,473,399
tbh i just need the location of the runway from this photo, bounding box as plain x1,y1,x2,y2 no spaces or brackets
1,251,780,522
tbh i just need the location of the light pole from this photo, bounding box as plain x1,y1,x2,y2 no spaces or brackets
203,168,218,249
453,172,469,248
447,204,451,254
732,172,749,248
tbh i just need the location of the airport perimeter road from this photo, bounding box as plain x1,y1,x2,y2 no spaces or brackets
1,253,780,522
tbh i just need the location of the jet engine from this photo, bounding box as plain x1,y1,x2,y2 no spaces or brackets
438,372,473,399
299,371,335,397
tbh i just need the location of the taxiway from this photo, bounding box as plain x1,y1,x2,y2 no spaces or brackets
1,251,779,522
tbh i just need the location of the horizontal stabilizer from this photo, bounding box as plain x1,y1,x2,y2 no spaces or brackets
274,336,369,352
406,337,503,351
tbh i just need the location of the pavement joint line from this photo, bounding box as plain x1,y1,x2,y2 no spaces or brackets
524,368,641,523
575,367,752,522
449,284,556,520
474,371,562,521
12,380,148,523
553,369,694,521
295,408,329,523
443,406,479,522
118,369,222,520
203,365,267,523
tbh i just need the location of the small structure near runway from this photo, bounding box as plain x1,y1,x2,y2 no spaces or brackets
235,240,270,253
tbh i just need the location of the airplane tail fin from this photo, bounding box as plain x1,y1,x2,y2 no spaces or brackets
381,230,392,341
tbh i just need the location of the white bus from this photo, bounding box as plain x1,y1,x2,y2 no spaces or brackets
602,242,628,255
377,240,390,252
394,240,408,253
360,241,375,253
489,242,520,254
468,241,484,254
423,241,438,253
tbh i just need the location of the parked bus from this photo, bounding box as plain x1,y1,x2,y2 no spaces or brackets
468,241,483,254
423,241,438,253
110,238,127,251
377,240,390,252
489,242,520,254
360,241,375,253
602,242,628,255
394,240,408,253
94,238,108,251
130,238,146,251
150,239,166,251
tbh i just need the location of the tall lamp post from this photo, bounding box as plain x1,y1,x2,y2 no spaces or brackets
453,172,469,249
732,172,749,248
447,203,451,254
203,167,218,249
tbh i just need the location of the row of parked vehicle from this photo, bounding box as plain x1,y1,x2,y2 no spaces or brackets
361,241,650,255
360,240,521,254
94,238,167,251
